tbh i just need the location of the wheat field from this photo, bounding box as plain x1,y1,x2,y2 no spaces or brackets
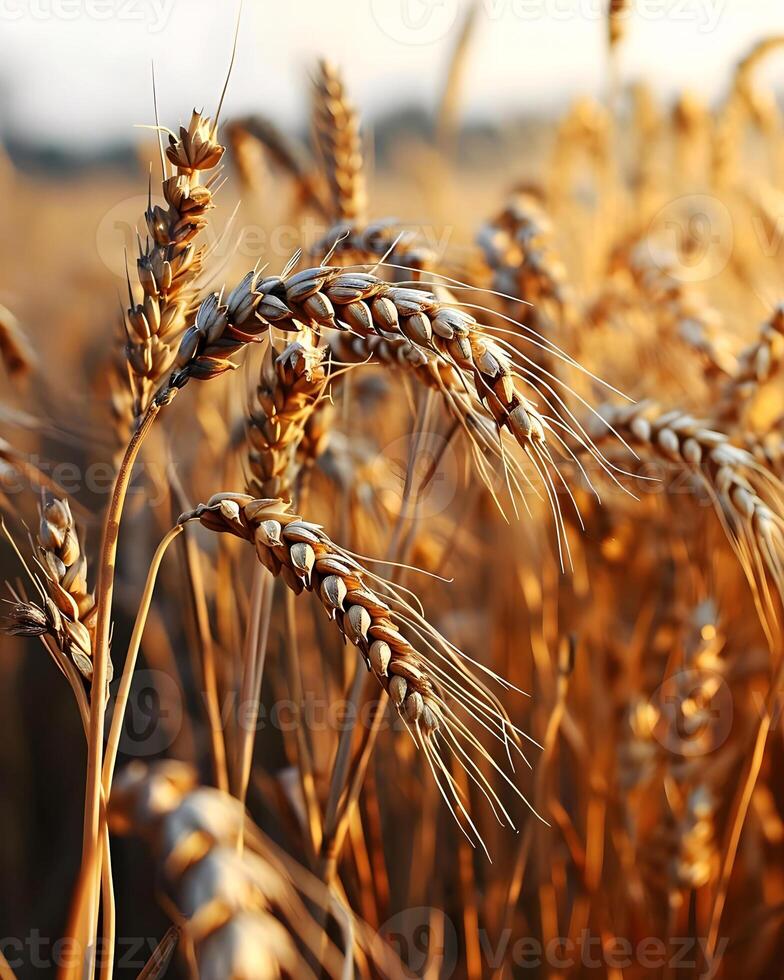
1,6,784,979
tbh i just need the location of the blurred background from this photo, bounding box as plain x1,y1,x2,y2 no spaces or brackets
0,0,783,152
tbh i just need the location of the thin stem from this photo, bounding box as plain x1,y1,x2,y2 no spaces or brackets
282,587,323,859
169,469,229,792
79,393,168,972
234,564,273,850
101,523,184,793
705,649,784,964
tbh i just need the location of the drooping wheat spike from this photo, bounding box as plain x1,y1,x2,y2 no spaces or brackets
717,305,784,424
183,493,536,846
712,37,784,190
225,118,266,195
746,424,784,479
170,265,605,539
593,401,784,641
731,36,784,142
109,760,339,980
0,302,35,380
246,334,330,501
312,60,367,224
124,110,224,423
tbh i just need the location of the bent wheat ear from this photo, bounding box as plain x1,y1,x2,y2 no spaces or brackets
594,401,784,644
478,192,574,332
183,494,540,848
718,305,784,423
109,761,340,980
310,218,436,272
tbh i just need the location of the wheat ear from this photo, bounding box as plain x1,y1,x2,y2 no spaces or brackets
312,60,367,223
109,760,341,980
123,110,224,422
245,333,330,501
182,493,537,848
594,401,784,642
717,305,784,424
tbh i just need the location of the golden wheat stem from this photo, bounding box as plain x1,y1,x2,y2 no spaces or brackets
232,563,273,846
101,523,183,794
282,587,323,857
169,470,230,793
79,391,170,969
706,652,784,962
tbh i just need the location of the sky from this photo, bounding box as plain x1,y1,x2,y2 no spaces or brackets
0,0,783,146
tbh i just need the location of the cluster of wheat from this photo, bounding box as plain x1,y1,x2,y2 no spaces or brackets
2,11,784,980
